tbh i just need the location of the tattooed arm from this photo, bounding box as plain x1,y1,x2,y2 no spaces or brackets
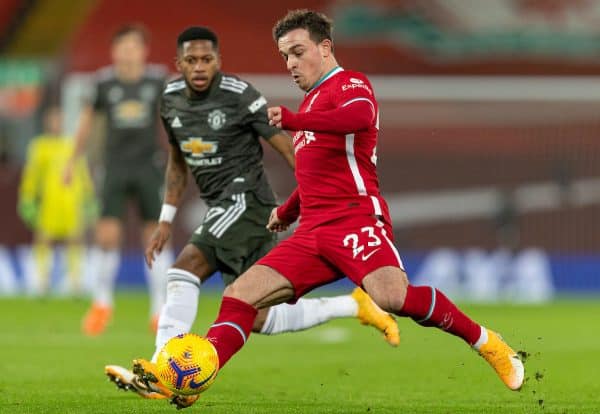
163,144,188,206
145,143,188,267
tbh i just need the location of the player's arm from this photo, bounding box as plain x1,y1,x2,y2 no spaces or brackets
268,100,374,134
267,188,300,232
265,132,295,170
162,141,188,208
64,71,105,184
77,157,99,225
145,116,187,267
17,140,42,228
257,121,298,230
63,105,95,184
243,87,296,170
70,104,95,161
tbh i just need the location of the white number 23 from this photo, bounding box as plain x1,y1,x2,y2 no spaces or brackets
342,226,381,258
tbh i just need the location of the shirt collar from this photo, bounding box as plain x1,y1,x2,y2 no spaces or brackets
306,66,343,94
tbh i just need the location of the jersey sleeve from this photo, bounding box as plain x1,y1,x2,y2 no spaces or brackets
280,71,377,134
240,84,282,140
159,95,178,146
19,139,42,203
89,72,104,111
276,187,300,223
332,72,376,116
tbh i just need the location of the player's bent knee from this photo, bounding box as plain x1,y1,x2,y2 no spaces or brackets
223,280,244,300
252,308,270,332
172,244,213,282
95,219,121,249
363,266,409,312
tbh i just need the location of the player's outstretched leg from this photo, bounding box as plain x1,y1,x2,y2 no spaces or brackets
105,269,201,406
396,284,524,390
257,288,399,346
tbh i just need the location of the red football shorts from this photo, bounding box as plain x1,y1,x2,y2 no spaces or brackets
257,214,405,302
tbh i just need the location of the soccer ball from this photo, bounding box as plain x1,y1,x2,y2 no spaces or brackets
155,333,219,395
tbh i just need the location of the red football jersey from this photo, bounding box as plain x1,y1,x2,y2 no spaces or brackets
281,67,390,229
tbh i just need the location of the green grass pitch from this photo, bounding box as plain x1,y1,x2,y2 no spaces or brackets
2,292,599,413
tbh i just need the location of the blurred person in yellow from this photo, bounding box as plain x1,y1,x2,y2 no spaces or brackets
63,24,172,336
18,105,97,296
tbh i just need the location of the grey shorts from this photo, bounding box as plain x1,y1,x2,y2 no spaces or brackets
189,191,277,285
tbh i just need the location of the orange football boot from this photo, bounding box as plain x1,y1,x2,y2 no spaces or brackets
105,364,166,399
352,287,400,346
478,329,525,390
82,303,112,336
132,358,200,409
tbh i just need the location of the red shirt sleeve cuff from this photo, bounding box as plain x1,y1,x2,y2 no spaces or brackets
280,106,299,131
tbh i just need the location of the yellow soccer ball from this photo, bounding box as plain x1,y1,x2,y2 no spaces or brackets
156,333,219,395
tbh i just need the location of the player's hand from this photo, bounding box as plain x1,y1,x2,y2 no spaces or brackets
145,222,171,268
17,200,38,228
267,106,283,129
62,158,75,186
266,207,290,233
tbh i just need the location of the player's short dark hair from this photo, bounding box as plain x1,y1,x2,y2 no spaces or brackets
177,26,219,52
112,24,149,44
272,9,333,49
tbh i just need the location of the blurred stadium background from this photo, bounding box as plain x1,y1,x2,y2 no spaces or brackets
1,0,599,300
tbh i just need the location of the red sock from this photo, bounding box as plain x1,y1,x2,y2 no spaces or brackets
205,296,258,369
399,285,481,345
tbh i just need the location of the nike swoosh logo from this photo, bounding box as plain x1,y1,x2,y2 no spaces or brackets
361,248,381,261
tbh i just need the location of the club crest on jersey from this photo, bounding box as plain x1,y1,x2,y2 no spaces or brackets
140,84,157,101
208,109,226,130
306,91,320,112
108,86,124,103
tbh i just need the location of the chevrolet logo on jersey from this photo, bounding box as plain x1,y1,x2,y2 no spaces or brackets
180,138,222,166
181,137,218,157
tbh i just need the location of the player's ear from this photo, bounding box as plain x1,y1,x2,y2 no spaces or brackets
174,56,183,73
320,39,332,58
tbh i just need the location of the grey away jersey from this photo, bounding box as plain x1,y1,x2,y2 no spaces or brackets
91,64,167,167
161,72,280,206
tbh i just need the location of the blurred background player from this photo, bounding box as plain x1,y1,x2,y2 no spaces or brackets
104,26,399,402
64,24,173,335
18,104,96,296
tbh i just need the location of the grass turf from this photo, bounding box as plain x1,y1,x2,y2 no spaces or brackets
2,293,599,413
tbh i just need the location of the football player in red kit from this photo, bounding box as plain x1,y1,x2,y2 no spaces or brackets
154,10,525,409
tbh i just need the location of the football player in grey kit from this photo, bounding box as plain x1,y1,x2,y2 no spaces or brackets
65,25,172,336
104,26,399,403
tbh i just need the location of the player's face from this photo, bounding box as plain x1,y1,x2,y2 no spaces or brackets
176,40,220,93
277,28,331,92
111,32,148,67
